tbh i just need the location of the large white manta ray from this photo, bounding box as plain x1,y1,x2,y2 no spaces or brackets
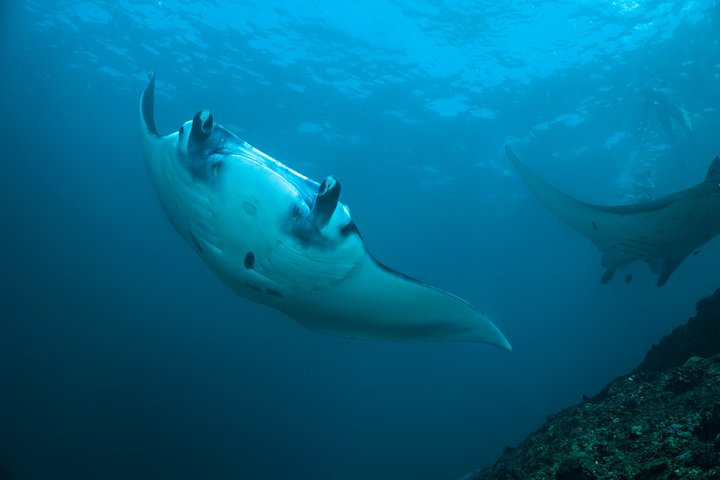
140,74,510,349
506,146,720,286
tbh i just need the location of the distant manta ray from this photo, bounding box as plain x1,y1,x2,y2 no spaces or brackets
139,73,510,349
506,146,720,286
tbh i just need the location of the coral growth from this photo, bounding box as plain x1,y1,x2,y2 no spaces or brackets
470,288,720,480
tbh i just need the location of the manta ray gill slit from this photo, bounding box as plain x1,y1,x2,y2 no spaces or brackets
244,251,255,269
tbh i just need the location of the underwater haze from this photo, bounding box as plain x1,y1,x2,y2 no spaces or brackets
1,1,720,479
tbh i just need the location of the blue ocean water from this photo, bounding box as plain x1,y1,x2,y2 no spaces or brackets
1,1,719,478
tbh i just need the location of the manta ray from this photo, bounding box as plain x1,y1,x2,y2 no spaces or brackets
139,74,510,349
506,146,720,286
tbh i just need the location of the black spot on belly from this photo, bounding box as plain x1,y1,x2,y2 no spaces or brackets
244,251,255,269
266,289,282,297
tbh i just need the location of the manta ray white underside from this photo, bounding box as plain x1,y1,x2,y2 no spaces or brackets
139,74,510,349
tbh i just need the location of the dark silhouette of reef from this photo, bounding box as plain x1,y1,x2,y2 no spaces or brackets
470,289,720,480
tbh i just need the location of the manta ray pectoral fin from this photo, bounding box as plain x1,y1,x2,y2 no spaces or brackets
705,156,720,180
312,175,341,229
284,256,512,349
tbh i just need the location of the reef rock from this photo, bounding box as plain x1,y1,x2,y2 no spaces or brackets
469,288,720,480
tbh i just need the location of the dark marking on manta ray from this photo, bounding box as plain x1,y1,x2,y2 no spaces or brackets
266,288,282,297
592,221,598,231
612,237,659,254
189,231,204,254
627,237,658,247
243,202,257,215
625,274,633,284
610,244,648,255
341,221,361,238
693,250,700,256
601,268,615,284
244,251,255,269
